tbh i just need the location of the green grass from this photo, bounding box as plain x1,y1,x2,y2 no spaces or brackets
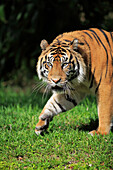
0,85,113,170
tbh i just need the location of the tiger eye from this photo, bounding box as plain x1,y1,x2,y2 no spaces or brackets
62,63,69,69
47,62,52,67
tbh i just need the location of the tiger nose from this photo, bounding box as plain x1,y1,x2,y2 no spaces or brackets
51,78,61,84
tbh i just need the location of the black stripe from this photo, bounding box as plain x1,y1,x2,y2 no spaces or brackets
43,61,46,64
54,99,66,112
69,54,73,62
75,56,80,70
95,73,102,93
61,44,70,47
99,29,111,47
84,31,93,39
61,42,67,45
110,32,113,65
78,42,84,46
72,61,75,68
50,48,57,52
110,72,113,82
90,32,100,45
83,40,91,80
64,39,71,42
65,94,77,106
89,68,95,89
66,49,71,53
50,52,57,55
48,108,55,114
51,44,57,47
51,103,58,112
110,32,113,42
40,71,44,77
100,30,113,66
89,29,109,77
109,33,113,65
61,48,67,52
45,55,47,60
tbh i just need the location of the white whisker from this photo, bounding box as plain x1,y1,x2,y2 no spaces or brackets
32,81,47,97
32,81,43,94
42,84,50,102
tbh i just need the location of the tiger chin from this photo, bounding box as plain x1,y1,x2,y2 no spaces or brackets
35,28,113,136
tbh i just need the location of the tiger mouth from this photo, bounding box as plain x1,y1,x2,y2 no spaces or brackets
51,85,64,91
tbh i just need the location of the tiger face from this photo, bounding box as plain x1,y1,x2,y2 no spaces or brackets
37,38,86,92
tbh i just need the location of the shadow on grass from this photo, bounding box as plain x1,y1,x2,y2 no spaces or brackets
77,119,99,132
75,118,113,133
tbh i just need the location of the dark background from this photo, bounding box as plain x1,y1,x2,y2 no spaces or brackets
0,0,113,85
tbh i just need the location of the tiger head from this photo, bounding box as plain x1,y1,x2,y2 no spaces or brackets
37,36,86,92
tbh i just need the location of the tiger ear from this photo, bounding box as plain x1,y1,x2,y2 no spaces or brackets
70,39,78,50
40,39,49,50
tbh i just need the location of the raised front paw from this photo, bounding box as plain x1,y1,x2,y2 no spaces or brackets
35,119,50,136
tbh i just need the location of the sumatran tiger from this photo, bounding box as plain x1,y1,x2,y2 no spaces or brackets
35,28,113,136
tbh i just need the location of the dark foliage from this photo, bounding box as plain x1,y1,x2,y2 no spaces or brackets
0,0,113,81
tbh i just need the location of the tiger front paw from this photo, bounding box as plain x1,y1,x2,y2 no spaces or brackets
35,114,53,136
35,119,49,136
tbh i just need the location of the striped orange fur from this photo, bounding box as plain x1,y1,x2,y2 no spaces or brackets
35,28,113,136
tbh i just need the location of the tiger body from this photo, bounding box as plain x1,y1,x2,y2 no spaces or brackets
35,28,113,136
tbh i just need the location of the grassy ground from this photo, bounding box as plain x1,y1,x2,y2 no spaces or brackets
0,84,113,170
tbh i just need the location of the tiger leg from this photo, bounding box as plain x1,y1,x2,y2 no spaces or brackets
89,84,113,136
35,93,77,135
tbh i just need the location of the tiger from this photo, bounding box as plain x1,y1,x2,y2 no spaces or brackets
35,28,113,136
